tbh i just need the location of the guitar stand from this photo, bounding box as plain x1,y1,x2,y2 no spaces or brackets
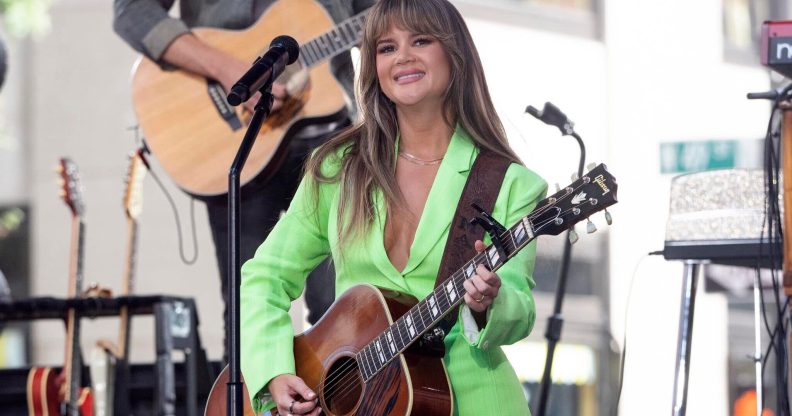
154,299,211,416
0,295,212,416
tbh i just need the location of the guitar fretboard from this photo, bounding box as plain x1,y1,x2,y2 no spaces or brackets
355,217,536,382
299,10,368,68
64,220,85,415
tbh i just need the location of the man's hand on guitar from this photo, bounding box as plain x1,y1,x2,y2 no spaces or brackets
462,240,502,314
268,374,320,416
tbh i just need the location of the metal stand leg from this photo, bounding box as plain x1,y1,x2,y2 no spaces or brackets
155,302,176,416
672,261,701,416
753,272,763,416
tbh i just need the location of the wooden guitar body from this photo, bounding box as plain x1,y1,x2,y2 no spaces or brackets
27,367,94,416
205,285,452,416
131,0,352,198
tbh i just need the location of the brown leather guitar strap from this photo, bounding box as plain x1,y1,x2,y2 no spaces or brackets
420,148,511,352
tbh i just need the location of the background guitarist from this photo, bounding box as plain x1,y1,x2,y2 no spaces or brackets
112,0,374,361
240,0,548,414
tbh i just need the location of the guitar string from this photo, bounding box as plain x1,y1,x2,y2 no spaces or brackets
312,177,605,403
315,197,600,404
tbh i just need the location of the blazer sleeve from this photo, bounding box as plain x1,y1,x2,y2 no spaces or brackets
240,162,338,412
459,164,548,349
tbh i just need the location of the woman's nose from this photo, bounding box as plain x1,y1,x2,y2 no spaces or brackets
395,49,415,65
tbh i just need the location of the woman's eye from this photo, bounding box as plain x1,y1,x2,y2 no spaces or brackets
377,44,395,54
415,37,433,46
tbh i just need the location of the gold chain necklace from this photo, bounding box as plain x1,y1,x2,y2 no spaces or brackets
398,150,444,166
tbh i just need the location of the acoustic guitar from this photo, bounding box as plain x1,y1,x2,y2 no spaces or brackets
89,151,147,416
27,158,94,416
204,164,618,415
130,0,369,198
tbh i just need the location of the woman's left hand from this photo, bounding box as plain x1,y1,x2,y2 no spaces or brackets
462,240,502,313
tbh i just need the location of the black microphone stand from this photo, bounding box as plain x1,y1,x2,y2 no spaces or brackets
227,88,274,416
525,103,586,416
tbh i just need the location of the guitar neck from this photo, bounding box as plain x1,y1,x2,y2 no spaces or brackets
357,217,537,382
63,218,86,412
298,10,368,68
355,163,618,381
117,218,138,360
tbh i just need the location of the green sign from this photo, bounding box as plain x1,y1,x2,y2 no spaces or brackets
660,140,738,174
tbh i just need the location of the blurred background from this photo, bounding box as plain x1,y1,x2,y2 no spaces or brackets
0,0,781,415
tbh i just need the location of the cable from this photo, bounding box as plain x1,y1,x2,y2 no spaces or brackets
131,130,199,266
612,251,661,415
755,90,792,415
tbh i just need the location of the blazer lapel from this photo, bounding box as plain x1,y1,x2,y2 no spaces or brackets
401,127,477,276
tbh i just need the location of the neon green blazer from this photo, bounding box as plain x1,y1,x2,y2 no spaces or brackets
241,126,548,415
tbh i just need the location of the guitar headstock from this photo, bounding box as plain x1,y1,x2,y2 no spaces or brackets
123,151,147,220
57,157,85,219
530,163,617,237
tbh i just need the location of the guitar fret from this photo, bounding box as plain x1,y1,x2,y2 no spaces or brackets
318,35,331,58
299,46,313,67
359,348,371,379
339,23,352,45
414,305,427,332
435,287,447,312
395,319,406,349
445,280,458,303
307,42,321,65
374,337,386,365
366,346,377,374
464,260,476,279
405,313,417,337
385,330,397,355
427,294,440,319
331,28,344,50
486,245,501,268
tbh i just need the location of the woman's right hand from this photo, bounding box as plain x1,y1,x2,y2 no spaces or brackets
268,374,321,415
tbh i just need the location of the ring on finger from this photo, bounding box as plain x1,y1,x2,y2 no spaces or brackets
475,294,485,303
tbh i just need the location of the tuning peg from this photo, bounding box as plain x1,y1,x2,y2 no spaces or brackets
568,228,579,244
570,172,579,181
554,183,561,192
604,208,612,225
586,218,597,234
586,162,597,171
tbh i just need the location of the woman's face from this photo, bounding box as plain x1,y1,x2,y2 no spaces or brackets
375,24,451,111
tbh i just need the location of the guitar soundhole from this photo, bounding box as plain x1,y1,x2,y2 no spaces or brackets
322,356,362,415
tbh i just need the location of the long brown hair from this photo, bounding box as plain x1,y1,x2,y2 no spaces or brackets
306,0,520,247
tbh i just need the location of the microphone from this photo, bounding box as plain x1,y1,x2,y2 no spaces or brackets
525,102,574,136
226,35,300,106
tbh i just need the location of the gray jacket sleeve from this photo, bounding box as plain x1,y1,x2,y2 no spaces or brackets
113,0,190,61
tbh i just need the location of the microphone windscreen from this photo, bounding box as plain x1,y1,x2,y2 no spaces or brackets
271,35,300,64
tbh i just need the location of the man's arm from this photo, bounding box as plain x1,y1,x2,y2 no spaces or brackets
113,0,286,111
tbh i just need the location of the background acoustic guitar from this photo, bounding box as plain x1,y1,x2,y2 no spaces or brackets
131,0,369,198
204,164,618,415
